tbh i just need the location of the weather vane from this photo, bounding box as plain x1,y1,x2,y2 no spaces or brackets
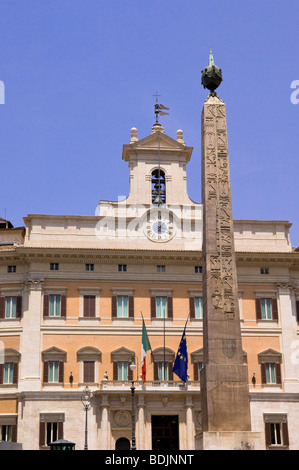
153,91,169,124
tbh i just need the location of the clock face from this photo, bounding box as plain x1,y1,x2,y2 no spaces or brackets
145,210,175,242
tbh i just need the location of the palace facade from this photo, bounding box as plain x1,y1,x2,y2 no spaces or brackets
0,121,299,450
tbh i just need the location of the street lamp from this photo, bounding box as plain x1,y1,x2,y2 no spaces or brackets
129,356,137,451
81,386,91,450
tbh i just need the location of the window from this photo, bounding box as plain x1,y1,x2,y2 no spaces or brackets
270,423,283,445
7,266,16,273
151,295,173,319
49,295,61,317
265,363,276,384
117,296,128,317
42,352,65,384
195,266,202,273
118,361,128,381
85,264,94,271
43,294,66,318
256,298,278,321
1,424,13,441
157,265,166,273
156,296,168,318
158,362,168,381
39,415,64,448
118,264,127,272
83,295,96,318
190,296,203,319
112,294,134,319
264,415,289,449
50,263,59,271
83,361,95,383
46,422,58,445
260,267,269,274
48,361,59,383
3,363,14,384
261,362,281,385
153,361,174,381
259,350,282,386
195,297,203,319
5,297,17,318
261,298,272,319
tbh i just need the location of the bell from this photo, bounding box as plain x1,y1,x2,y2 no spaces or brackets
153,194,163,206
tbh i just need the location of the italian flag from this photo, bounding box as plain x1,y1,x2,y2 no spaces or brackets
141,316,151,383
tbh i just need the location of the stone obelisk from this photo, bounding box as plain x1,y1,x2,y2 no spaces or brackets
200,51,253,444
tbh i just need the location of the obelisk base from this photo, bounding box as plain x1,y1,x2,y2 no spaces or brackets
200,364,252,431
197,431,263,450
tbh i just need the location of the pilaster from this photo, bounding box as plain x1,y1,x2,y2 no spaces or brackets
276,282,299,392
18,278,43,392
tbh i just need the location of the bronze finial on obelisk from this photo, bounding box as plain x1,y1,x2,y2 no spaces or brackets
200,51,252,436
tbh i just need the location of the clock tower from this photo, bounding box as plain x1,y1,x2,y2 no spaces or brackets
96,120,203,250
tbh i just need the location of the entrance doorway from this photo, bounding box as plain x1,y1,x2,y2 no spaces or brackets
152,415,179,450
115,437,130,450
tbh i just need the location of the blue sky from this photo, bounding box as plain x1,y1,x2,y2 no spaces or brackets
0,1,298,246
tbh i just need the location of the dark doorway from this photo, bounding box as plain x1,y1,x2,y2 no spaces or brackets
152,415,179,450
115,437,130,450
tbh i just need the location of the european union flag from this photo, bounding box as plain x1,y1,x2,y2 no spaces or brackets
173,323,188,382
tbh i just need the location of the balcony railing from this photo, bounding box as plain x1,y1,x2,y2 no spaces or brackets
100,379,200,391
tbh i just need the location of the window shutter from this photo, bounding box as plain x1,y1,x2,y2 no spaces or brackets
168,362,173,381
0,363,3,384
256,299,261,320
128,362,133,381
282,422,289,446
296,301,299,322
43,294,49,317
272,298,278,321
154,362,158,380
167,297,173,319
129,296,134,318
13,362,18,384
61,295,66,317
58,421,63,440
89,295,95,317
83,296,89,317
11,424,17,443
0,296,5,318
194,363,198,380
112,296,117,318
84,361,95,382
39,421,46,447
189,297,195,319
265,422,271,447
151,297,156,319
43,361,49,383
59,361,64,383
113,362,118,380
275,363,282,384
84,295,96,318
16,296,22,318
261,363,266,384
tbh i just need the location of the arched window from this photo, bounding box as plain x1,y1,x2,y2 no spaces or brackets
152,169,166,205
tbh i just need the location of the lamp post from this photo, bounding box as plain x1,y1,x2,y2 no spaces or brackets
81,386,91,450
129,356,137,451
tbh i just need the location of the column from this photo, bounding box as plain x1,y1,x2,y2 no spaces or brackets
185,397,195,450
137,395,146,450
100,395,110,450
